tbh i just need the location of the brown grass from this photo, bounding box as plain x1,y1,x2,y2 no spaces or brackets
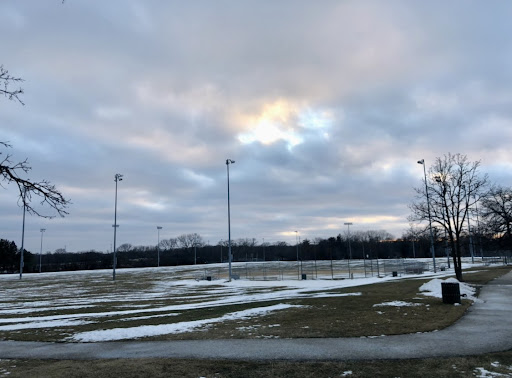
1,350,512,377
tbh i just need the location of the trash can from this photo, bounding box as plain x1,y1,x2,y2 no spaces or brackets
301,274,307,280
441,282,461,304
392,271,398,277
206,276,212,281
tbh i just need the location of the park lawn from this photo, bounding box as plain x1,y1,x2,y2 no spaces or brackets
1,349,512,377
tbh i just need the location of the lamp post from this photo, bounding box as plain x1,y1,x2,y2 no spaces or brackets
39,228,46,273
344,222,353,260
474,200,484,257
295,231,300,279
19,187,27,280
467,216,474,264
418,159,436,272
157,226,162,267
226,159,235,281
112,173,123,281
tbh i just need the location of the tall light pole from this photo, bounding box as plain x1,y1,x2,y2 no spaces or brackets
157,226,162,267
474,200,484,257
295,231,300,279
344,222,353,260
418,159,436,272
39,228,46,273
19,187,27,280
467,216,474,264
226,159,235,281
113,173,123,281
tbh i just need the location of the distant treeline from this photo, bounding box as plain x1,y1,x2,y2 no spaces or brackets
1,229,510,274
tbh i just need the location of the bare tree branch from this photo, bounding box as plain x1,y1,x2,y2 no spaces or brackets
0,66,24,105
1,142,70,218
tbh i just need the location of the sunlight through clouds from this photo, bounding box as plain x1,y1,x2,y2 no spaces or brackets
237,100,333,148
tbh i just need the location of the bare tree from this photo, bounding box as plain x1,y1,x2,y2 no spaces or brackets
0,65,24,105
1,142,70,217
480,185,512,247
160,238,178,250
176,233,204,248
117,243,133,252
410,153,488,281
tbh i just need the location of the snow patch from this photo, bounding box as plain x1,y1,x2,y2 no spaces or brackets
473,367,507,377
419,277,478,301
373,301,422,307
0,319,91,331
71,303,302,342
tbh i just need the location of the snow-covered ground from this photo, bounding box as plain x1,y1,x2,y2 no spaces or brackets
0,259,487,342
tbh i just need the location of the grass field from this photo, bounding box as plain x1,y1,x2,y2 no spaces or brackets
1,351,512,378
0,260,497,342
0,262,510,377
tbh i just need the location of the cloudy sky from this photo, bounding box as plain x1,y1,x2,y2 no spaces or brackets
2,1,512,253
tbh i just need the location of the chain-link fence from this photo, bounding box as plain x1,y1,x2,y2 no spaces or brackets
196,259,435,281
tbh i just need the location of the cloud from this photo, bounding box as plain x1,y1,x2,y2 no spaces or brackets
1,1,512,252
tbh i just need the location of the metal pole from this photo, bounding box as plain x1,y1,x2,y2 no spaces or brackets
113,173,123,281
467,216,474,264
226,159,235,281
418,160,437,273
39,228,46,273
445,228,450,269
295,231,299,279
474,201,484,257
157,226,162,267
19,188,27,280
344,222,353,259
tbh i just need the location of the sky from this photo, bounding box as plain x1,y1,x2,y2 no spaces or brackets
1,1,512,253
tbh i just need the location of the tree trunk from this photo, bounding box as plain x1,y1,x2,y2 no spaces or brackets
454,242,463,281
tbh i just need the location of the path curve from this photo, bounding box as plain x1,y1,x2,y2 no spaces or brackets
0,271,511,361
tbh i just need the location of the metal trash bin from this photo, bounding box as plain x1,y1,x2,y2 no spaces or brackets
301,274,307,280
441,282,461,304
392,271,398,277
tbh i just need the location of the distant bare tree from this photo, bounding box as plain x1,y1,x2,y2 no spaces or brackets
160,238,178,250
117,243,133,252
177,233,204,248
410,153,488,281
0,65,24,105
480,185,512,247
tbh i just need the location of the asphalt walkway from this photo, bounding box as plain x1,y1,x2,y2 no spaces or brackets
0,271,511,361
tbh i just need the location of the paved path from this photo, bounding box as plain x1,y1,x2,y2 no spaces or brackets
1,271,511,361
